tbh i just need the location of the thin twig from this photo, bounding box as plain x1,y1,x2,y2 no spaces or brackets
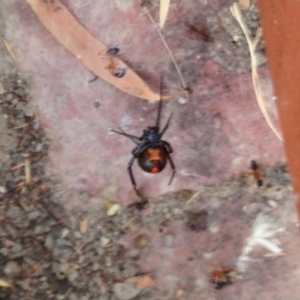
139,1,188,100
12,123,30,130
0,133,18,141
3,39,17,63
185,190,202,207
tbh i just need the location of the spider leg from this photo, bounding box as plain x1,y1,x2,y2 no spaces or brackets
161,141,175,185
166,151,176,185
162,140,173,153
160,113,173,138
156,77,163,128
127,156,142,196
110,128,140,144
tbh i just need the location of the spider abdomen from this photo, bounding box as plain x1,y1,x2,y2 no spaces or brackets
138,147,167,174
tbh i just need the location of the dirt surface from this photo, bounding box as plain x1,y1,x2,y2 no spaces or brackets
0,1,299,300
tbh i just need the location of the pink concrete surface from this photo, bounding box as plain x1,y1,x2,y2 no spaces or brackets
2,0,283,206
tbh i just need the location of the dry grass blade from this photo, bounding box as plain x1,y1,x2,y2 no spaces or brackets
0,133,18,141
139,0,188,100
25,159,32,185
26,0,183,100
11,163,26,170
3,39,17,62
230,3,282,140
0,278,12,288
12,123,30,130
159,0,170,29
185,190,202,207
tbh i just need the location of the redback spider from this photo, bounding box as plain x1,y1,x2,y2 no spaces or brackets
110,80,175,195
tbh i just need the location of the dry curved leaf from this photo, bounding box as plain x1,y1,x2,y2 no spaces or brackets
26,0,181,100
159,0,170,29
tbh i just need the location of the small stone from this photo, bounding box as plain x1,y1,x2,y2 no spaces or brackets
52,262,69,279
11,97,19,105
68,294,78,300
105,256,112,267
5,93,14,101
5,181,16,192
61,228,69,238
23,104,34,117
53,239,74,260
100,236,110,247
34,219,54,234
4,224,17,237
133,234,149,248
91,262,100,271
67,269,79,282
113,283,141,300
44,234,55,251
35,143,43,152
7,204,21,219
73,231,82,239
178,97,187,104
16,101,26,111
93,100,101,108
11,243,23,254
19,279,31,290
27,210,41,220
3,261,21,277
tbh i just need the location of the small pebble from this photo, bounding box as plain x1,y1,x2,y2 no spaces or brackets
61,228,69,238
7,204,21,219
44,234,55,251
74,231,82,239
27,210,41,220
3,261,21,277
113,283,141,300
35,143,43,152
133,234,149,248
67,269,79,282
5,181,16,192
23,104,34,117
100,236,110,247
5,93,14,101
91,262,100,271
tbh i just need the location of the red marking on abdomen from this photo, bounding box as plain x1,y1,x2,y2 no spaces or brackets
150,167,160,173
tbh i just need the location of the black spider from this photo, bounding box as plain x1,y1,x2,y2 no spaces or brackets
110,82,175,195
